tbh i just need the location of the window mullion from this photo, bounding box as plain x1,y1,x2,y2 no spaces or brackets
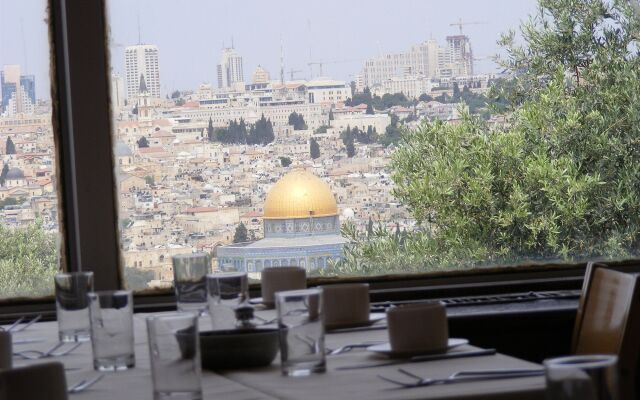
50,0,121,290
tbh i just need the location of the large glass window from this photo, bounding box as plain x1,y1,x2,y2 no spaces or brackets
0,0,61,297
106,0,640,291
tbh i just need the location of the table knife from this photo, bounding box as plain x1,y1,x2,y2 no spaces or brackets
335,348,496,370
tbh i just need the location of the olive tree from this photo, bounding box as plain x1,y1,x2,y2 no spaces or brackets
328,0,640,274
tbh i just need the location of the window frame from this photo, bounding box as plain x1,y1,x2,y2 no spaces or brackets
3,0,639,315
50,0,121,290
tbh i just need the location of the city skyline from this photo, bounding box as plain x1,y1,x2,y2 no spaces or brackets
1,0,537,100
108,0,537,94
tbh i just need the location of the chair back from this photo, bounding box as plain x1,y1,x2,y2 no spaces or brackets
572,263,640,400
0,332,11,370
0,362,68,400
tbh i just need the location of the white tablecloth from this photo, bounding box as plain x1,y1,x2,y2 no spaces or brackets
9,310,546,400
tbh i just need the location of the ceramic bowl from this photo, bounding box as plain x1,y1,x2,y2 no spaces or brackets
198,328,279,370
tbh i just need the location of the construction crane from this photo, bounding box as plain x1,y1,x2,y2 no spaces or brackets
449,18,487,35
307,59,363,78
307,61,325,77
288,69,303,80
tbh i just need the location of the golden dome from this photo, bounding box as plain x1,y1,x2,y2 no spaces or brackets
263,169,338,219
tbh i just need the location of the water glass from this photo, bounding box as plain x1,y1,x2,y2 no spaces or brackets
54,271,94,342
276,288,325,376
207,272,249,330
544,355,619,400
172,253,210,314
147,313,202,400
88,290,135,371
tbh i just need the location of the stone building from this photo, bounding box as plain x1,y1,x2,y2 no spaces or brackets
217,169,345,275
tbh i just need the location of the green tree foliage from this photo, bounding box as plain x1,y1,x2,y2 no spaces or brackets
379,114,403,147
310,138,321,159
452,83,461,102
214,115,274,145
0,163,9,186
0,221,58,297
250,114,275,144
175,98,186,106
137,136,149,148
330,0,640,274
288,112,308,130
365,103,374,115
340,125,360,157
233,222,248,243
346,138,355,158
315,125,329,134
5,137,16,155
429,85,492,116
341,125,377,145
217,118,247,143
279,156,292,167
318,221,426,276
207,117,214,142
0,197,19,209
171,90,181,99
345,87,373,108
144,176,154,186
372,92,414,110
124,267,154,291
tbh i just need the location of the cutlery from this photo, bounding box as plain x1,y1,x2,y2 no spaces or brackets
11,314,42,332
13,342,83,360
326,324,387,334
13,338,46,345
328,341,386,356
4,317,25,332
1,315,42,333
68,374,105,394
335,348,496,370
378,367,544,388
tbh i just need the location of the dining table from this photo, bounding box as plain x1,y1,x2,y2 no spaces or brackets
9,308,547,400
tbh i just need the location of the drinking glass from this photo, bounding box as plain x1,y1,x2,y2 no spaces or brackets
54,271,94,342
172,253,210,314
88,290,135,371
147,313,202,400
206,272,249,330
544,355,619,400
276,288,325,376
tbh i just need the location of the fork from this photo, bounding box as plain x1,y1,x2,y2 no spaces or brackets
13,342,83,360
378,367,544,388
68,374,105,394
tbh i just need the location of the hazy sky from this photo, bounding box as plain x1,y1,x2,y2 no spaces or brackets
1,0,538,99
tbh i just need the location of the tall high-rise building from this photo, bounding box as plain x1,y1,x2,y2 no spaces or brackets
360,39,440,89
1,65,35,115
125,44,161,99
359,36,474,89
217,47,244,89
444,35,473,77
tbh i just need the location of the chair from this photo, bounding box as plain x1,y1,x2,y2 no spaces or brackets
0,332,10,370
0,362,68,400
572,262,640,400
